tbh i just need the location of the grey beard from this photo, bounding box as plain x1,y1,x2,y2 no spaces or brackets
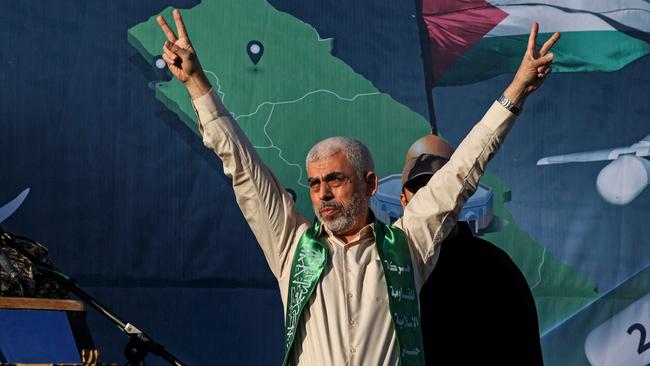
315,190,367,234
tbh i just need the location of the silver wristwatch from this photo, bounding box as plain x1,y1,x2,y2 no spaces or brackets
497,95,522,116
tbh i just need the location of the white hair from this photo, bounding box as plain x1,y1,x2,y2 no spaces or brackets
306,137,374,180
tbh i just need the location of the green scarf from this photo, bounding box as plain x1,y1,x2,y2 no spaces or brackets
282,219,425,365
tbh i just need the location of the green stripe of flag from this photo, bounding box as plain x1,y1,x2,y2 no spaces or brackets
436,31,650,86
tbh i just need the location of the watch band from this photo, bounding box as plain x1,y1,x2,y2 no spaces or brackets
497,95,522,116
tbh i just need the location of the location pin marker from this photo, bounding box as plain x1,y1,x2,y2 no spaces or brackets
247,40,264,66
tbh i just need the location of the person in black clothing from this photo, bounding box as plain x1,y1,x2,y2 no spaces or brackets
400,136,543,365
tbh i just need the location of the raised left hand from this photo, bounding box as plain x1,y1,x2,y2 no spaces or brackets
512,22,561,96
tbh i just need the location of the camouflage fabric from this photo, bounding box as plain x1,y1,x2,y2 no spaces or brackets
0,227,68,298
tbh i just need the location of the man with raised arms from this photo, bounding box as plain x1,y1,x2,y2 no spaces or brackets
157,9,559,366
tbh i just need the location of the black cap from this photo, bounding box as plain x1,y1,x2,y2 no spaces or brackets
401,153,450,188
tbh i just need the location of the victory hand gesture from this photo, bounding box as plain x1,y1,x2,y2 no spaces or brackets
514,23,560,95
157,9,211,98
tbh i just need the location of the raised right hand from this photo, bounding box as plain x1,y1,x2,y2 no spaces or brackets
157,9,211,97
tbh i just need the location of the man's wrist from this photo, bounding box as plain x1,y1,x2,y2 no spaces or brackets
497,95,522,116
185,72,212,100
502,80,529,108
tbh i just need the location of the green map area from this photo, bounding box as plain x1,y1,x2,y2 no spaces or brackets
128,0,429,216
129,0,597,333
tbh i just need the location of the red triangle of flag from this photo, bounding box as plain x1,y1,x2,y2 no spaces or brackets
421,0,508,82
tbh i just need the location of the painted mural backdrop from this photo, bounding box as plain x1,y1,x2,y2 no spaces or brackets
1,1,648,364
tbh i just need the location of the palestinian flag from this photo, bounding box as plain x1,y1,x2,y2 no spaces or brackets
420,0,650,86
